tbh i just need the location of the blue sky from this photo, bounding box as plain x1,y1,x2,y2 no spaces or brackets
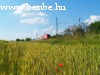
0,0,100,40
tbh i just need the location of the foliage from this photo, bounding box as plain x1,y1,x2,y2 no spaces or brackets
64,28,72,36
16,38,22,41
16,38,24,41
64,25,85,37
25,38,32,41
89,21,100,34
74,27,85,36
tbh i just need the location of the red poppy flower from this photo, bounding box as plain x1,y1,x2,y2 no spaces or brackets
59,63,63,67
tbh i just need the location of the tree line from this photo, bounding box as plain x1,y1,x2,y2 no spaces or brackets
63,21,100,37
16,38,33,42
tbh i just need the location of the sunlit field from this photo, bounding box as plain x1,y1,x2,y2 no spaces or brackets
0,37,100,75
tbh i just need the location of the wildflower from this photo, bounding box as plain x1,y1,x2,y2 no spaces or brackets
59,63,63,67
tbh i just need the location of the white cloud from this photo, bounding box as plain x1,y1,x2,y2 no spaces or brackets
16,33,31,39
20,12,48,17
37,12,48,17
85,15,100,24
42,26,64,35
32,29,38,34
42,26,53,32
13,3,29,15
20,17,48,25
13,3,49,25
16,29,38,39
21,13,32,17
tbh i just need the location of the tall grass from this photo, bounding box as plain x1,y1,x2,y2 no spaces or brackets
0,37,100,75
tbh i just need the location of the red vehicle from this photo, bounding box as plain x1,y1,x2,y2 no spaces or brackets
42,34,51,39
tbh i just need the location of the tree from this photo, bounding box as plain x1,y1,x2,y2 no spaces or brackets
64,28,72,35
89,21,100,33
74,27,85,36
64,25,85,37
22,39,24,41
25,38,32,41
16,38,21,41
89,21,100,37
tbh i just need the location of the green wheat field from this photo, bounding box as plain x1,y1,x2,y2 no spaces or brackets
0,36,100,75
